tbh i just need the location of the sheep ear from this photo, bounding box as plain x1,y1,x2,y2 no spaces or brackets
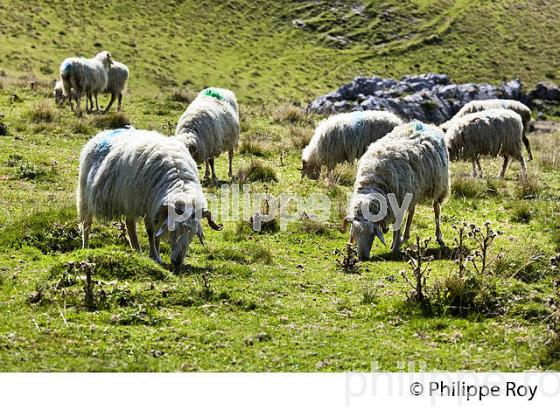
155,219,169,238
373,225,386,246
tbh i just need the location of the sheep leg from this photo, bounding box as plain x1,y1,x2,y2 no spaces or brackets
145,221,163,264
67,94,74,111
523,132,533,161
209,158,217,181
390,228,402,255
104,93,116,114
401,205,416,244
518,155,528,179
228,149,234,178
476,158,483,178
94,93,101,112
125,218,141,252
434,201,445,247
117,93,123,111
203,161,210,181
499,156,510,178
81,216,92,249
471,160,478,178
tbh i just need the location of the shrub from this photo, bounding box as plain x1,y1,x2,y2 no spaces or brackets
236,160,278,183
335,243,360,274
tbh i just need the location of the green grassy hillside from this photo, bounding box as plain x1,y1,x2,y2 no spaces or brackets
1,0,560,103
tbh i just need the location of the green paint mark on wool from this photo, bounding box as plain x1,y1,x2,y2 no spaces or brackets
202,88,224,101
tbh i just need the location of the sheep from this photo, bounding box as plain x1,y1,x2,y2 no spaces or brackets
102,59,129,113
59,51,112,112
175,87,240,181
444,109,527,179
77,128,223,272
301,110,403,179
441,99,533,160
342,121,450,260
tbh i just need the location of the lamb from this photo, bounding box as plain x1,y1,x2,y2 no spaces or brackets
342,121,450,260
59,51,112,112
53,79,77,107
301,110,403,179
77,128,223,272
441,99,533,160
102,59,129,113
444,109,527,179
175,87,240,181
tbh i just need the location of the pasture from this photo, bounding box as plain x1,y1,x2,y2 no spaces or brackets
0,79,559,371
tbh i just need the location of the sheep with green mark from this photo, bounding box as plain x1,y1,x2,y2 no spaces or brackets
175,87,240,181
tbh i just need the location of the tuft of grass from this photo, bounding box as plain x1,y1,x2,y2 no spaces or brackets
322,163,355,186
452,176,485,198
3,154,57,181
236,160,278,183
90,112,131,130
516,173,542,199
169,88,196,104
289,124,313,150
239,133,271,157
28,100,57,123
273,103,310,125
49,249,169,281
510,201,534,223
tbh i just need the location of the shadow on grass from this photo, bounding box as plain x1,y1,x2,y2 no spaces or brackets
371,245,458,262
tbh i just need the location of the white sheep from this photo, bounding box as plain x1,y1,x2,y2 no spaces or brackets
175,87,240,181
342,121,450,260
444,109,527,179
301,110,403,179
53,79,76,107
441,99,533,160
59,51,112,112
77,128,223,272
102,59,129,113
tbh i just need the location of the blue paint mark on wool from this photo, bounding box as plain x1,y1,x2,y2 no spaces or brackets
412,120,444,141
61,60,73,73
349,110,365,131
95,129,127,156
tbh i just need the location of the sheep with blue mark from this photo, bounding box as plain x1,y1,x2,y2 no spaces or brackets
77,128,223,272
175,87,240,181
342,121,450,260
441,99,533,160
59,51,112,113
301,110,403,179
444,109,527,179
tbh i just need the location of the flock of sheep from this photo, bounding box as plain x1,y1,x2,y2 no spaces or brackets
57,51,534,270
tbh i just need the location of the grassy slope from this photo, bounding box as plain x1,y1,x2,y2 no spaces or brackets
0,0,559,371
1,0,560,104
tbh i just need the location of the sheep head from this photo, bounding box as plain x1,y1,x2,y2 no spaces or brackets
95,51,113,69
301,159,320,180
155,198,223,272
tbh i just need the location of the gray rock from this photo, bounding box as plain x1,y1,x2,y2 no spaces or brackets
308,74,539,123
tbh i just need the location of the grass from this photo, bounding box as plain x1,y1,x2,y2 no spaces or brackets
0,0,560,372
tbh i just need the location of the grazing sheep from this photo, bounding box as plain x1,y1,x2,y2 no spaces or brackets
59,51,112,112
342,121,450,260
102,59,129,113
77,128,223,272
444,109,527,179
441,99,533,160
175,87,240,181
301,110,403,179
